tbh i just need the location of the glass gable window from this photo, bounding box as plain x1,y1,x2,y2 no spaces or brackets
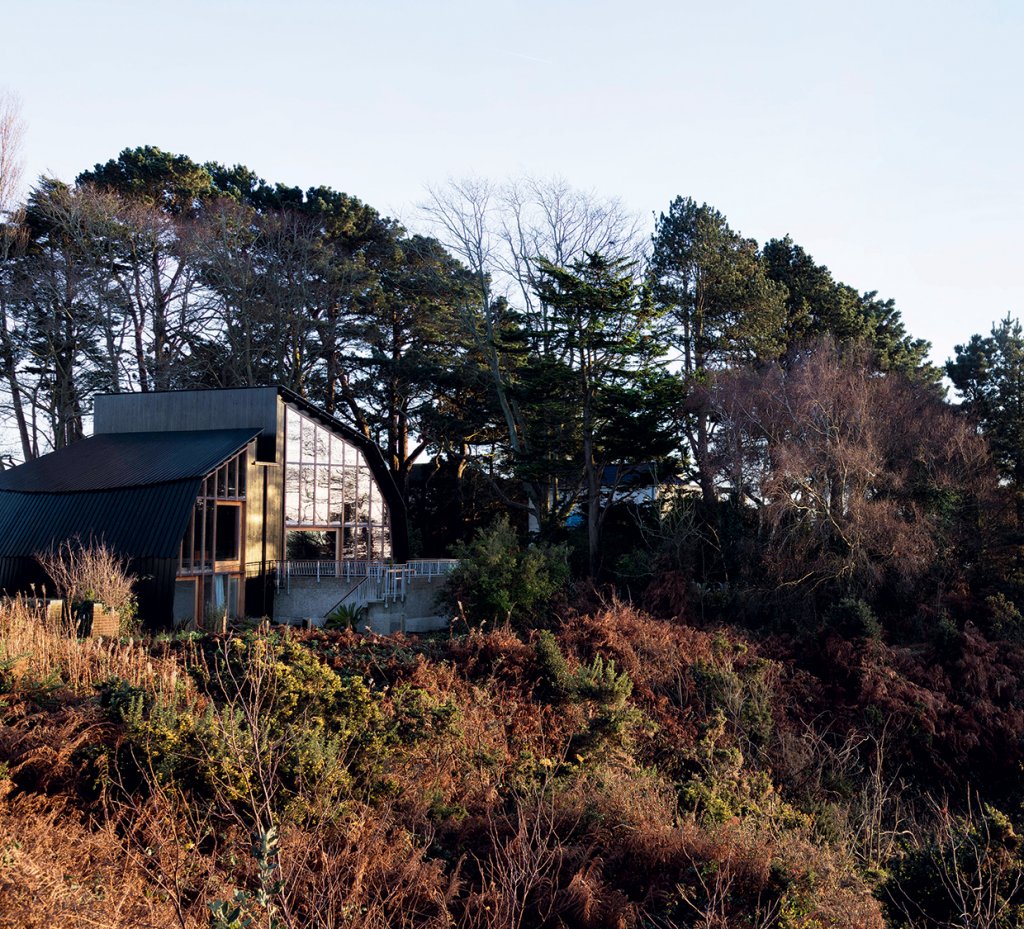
284,406,392,561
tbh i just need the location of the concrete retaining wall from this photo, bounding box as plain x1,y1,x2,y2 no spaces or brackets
271,573,452,634
272,576,363,624
364,577,452,634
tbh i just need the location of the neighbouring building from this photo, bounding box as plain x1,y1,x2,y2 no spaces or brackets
0,387,442,630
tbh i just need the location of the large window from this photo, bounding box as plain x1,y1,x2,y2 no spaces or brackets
177,446,248,626
284,407,391,560
178,447,247,574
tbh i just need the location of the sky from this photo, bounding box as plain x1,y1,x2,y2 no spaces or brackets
3,0,1022,365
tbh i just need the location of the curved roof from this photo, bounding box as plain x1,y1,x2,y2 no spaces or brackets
0,429,259,493
0,481,203,558
0,428,259,560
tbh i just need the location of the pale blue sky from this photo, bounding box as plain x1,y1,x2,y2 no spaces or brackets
4,0,1021,364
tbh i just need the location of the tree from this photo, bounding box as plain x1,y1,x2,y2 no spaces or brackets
11,180,123,450
78,145,215,217
531,252,672,573
326,233,479,498
763,235,937,381
0,90,31,462
421,176,647,531
712,339,992,599
650,196,788,504
947,316,1024,525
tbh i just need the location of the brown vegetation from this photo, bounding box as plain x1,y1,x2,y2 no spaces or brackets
3,593,1024,927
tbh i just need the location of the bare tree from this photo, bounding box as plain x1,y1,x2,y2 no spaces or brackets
496,174,645,330
711,339,994,595
0,89,25,214
420,175,647,532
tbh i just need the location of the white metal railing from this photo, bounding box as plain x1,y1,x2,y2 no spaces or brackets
270,559,458,598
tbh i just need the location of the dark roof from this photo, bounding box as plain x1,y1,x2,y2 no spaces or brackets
0,480,202,558
601,463,659,487
0,429,260,493
0,428,259,561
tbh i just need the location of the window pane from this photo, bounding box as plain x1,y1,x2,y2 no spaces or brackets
314,422,329,462
356,468,372,522
215,504,240,561
299,466,315,523
345,525,369,560
328,469,345,523
173,580,197,627
228,576,239,618
370,489,384,527
203,501,215,568
287,530,336,559
331,435,345,467
285,466,300,522
286,409,301,463
300,416,321,462
315,465,330,525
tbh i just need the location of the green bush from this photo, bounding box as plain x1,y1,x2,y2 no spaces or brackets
882,804,1024,928
444,516,569,627
104,630,389,817
324,602,367,631
824,597,882,641
534,629,574,698
987,592,1024,642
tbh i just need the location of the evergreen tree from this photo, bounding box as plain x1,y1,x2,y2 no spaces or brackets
948,316,1024,522
531,252,674,573
650,197,787,504
763,235,937,381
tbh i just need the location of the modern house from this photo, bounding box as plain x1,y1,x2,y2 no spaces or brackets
0,387,454,630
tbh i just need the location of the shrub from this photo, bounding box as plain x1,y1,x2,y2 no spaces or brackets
987,592,1024,642
324,602,367,631
444,517,569,627
824,597,883,641
534,629,574,698
881,802,1024,929
35,538,138,632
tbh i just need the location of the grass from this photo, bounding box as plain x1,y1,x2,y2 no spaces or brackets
0,596,191,698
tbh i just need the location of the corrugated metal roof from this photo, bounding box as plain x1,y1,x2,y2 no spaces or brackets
0,429,260,493
0,480,202,558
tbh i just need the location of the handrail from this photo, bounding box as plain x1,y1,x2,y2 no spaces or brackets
257,558,458,595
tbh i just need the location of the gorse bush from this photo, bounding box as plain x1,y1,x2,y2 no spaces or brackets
108,628,389,819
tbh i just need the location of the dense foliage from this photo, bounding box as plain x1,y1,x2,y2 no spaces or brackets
5,591,1024,928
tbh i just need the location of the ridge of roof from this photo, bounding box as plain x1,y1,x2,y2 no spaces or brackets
0,428,260,494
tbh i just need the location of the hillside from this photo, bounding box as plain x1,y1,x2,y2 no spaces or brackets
3,590,1024,929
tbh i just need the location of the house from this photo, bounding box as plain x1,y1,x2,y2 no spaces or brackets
564,463,688,527
0,387,451,630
